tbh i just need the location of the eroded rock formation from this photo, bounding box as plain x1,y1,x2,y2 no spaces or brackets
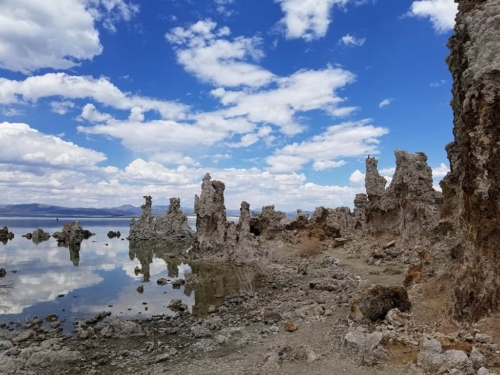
364,150,442,241
0,226,14,244
193,174,261,260
249,205,286,240
52,222,93,248
308,206,358,239
440,0,500,321
31,228,51,245
129,196,193,241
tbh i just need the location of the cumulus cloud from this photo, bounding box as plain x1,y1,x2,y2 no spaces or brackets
407,0,457,33
432,163,449,178
349,169,365,186
0,122,106,168
212,66,357,135
166,20,274,87
275,0,349,41
0,73,187,120
379,98,393,108
0,0,139,74
266,119,388,173
1,107,23,117
339,34,366,47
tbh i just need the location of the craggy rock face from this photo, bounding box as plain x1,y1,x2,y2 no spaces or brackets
193,174,261,260
129,196,193,241
441,0,500,321
249,205,286,240
364,150,442,241
309,207,358,239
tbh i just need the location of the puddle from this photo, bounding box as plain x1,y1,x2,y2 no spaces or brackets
0,217,259,334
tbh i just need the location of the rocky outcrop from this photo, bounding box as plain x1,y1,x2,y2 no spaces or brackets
440,0,500,321
353,193,368,229
364,151,442,241
308,206,358,239
249,205,286,240
0,227,14,244
107,231,121,238
193,174,261,260
129,196,193,241
52,222,93,248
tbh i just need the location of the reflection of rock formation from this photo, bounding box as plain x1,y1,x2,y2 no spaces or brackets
193,174,262,261
0,226,14,244
440,0,500,321
52,222,93,267
129,196,193,241
364,151,442,241
32,228,51,245
129,240,190,282
184,262,259,316
69,244,80,267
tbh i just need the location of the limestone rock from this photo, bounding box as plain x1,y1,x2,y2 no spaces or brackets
0,226,14,243
31,228,50,244
441,0,500,321
309,206,357,239
364,151,442,241
129,196,193,241
193,174,261,260
52,221,93,249
100,316,143,338
249,205,286,240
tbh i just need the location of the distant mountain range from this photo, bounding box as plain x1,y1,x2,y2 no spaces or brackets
0,203,242,218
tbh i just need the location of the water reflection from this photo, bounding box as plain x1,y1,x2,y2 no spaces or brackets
0,217,257,333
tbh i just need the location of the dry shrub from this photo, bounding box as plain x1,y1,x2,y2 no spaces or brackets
298,239,322,258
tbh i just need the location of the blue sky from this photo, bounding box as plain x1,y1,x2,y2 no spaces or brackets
0,0,458,211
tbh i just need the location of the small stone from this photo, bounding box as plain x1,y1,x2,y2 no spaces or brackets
284,321,297,332
137,285,144,293
157,278,167,285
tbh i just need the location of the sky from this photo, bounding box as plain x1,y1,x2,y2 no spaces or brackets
0,0,458,211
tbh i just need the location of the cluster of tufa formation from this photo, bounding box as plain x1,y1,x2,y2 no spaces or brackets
52,221,94,249
0,226,14,244
193,173,261,261
22,228,51,244
440,0,500,321
129,196,193,241
363,150,442,242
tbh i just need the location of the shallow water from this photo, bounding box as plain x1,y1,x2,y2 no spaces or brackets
0,217,252,333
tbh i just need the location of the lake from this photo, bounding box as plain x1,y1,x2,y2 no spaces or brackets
0,217,248,333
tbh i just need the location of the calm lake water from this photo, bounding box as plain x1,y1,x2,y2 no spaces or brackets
0,217,247,333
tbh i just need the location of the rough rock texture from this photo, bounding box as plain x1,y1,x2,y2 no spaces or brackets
129,196,193,241
249,205,286,240
193,174,261,260
353,193,368,229
357,285,411,322
0,226,14,243
308,206,358,239
52,221,93,249
364,151,442,241
439,0,500,321
31,228,51,244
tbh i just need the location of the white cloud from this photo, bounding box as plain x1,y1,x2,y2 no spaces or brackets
150,152,200,166
0,122,106,168
379,98,393,108
275,0,349,41
212,66,357,135
227,133,260,148
0,0,139,74
379,167,395,175
0,73,187,120
213,0,235,16
211,153,232,163
349,169,365,186
50,101,76,115
432,163,449,178
266,119,388,173
407,0,457,33
79,103,114,123
339,34,366,46
430,79,446,87
166,20,275,87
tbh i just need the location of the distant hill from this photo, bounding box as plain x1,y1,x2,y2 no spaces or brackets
0,203,309,218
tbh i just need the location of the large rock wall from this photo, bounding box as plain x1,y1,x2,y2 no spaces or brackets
364,150,442,241
441,0,500,320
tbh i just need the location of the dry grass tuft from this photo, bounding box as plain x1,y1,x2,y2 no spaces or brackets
297,239,322,258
